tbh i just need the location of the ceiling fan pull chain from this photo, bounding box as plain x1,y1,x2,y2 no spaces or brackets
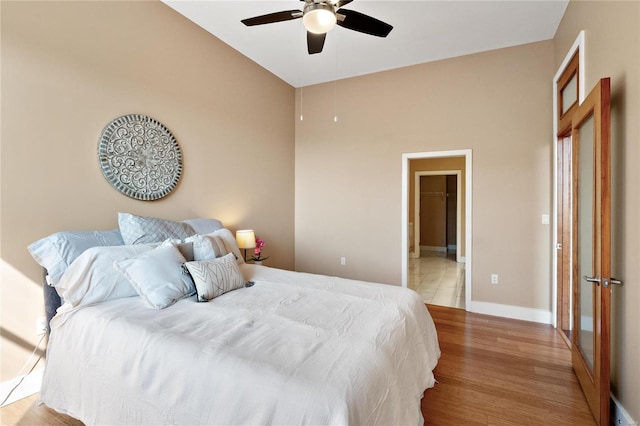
300,86,304,121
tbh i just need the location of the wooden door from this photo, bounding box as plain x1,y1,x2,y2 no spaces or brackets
419,176,446,249
571,77,611,425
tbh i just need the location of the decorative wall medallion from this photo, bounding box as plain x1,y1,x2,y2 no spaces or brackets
98,114,182,201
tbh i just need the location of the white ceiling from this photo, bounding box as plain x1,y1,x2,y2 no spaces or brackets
163,1,569,88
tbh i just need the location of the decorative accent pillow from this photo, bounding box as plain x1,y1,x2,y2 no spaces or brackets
114,241,195,309
55,242,159,308
28,229,124,286
184,228,244,264
184,253,245,302
118,213,195,245
183,234,226,261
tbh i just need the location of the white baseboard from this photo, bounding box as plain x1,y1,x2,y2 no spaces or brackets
470,301,552,324
611,393,637,426
0,368,43,407
421,246,446,253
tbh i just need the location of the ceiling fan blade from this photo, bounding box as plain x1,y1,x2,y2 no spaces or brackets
241,10,302,26
301,0,353,5
337,9,393,37
334,0,354,8
307,31,326,54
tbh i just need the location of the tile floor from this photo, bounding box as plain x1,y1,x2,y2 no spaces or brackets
408,250,465,309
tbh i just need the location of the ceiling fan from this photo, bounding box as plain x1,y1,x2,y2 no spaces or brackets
241,0,393,55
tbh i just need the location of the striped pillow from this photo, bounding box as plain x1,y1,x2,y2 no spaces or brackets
184,229,243,264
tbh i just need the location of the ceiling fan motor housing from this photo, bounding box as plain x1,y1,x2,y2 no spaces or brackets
303,2,337,34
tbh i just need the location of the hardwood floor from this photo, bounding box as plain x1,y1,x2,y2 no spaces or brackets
0,305,594,425
0,394,81,426
421,305,595,425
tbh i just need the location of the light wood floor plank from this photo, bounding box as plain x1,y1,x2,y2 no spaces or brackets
1,305,594,425
422,304,595,425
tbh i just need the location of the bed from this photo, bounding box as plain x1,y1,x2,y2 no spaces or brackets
30,214,440,425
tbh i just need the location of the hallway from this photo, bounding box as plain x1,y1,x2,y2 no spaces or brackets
408,251,465,309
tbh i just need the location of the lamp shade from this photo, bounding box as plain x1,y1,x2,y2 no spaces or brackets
236,230,256,249
303,3,336,34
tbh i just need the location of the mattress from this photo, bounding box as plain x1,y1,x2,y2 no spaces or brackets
40,264,440,425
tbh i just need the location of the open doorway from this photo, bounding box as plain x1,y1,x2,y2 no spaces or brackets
401,150,472,312
413,171,462,262
410,171,464,308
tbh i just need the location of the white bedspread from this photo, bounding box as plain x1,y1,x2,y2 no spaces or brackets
40,265,440,425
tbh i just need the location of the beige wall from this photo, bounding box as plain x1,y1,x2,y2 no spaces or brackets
554,0,640,418
409,157,466,256
295,40,554,311
0,1,295,380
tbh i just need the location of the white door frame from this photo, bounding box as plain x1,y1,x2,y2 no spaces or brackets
413,170,463,263
401,149,472,311
552,30,585,329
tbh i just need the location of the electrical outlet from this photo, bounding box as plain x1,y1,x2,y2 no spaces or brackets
491,274,499,285
340,257,346,266
36,316,48,335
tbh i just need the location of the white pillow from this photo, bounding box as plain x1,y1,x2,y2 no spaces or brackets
114,241,195,309
184,228,244,264
55,243,159,308
27,229,124,286
184,253,245,302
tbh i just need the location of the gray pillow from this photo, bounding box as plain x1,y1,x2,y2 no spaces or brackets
176,241,195,262
182,218,224,235
118,213,195,245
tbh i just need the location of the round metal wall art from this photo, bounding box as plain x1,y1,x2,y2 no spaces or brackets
98,114,182,201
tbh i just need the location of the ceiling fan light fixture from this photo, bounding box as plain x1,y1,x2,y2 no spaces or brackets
303,3,336,34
